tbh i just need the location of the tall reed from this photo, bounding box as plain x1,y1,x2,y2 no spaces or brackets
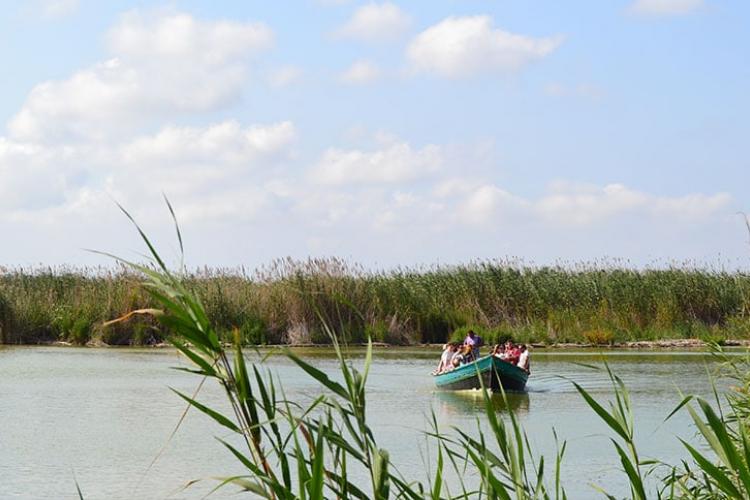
2,258,749,346
106,205,750,499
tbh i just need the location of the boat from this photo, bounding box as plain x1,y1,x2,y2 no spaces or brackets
433,355,529,392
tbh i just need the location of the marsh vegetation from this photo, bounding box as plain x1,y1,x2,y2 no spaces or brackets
107,217,750,499
1,259,749,346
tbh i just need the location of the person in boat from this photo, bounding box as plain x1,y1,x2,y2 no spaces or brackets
498,340,511,360
503,341,521,365
517,344,530,373
436,343,461,374
440,343,460,371
463,330,483,360
432,344,452,375
492,344,506,359
451,344,473,367
463,343,475,363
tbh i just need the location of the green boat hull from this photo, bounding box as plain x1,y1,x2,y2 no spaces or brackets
433,355,528,392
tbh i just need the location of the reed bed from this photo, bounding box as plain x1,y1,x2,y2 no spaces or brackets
99,212,750,500
1,259,749,345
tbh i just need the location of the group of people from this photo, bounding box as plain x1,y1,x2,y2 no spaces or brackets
432,330,531,375
490,340,530,372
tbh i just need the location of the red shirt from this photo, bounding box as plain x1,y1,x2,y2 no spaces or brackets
506,347,521,365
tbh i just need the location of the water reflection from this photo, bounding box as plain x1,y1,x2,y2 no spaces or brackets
0,346,732,499
433,389,530,417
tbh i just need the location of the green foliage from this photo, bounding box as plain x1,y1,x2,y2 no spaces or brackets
582,328,615,345
364,321,389,343
2,258,750,345
0,291,12,343
90,205,750,500
238,317,268,345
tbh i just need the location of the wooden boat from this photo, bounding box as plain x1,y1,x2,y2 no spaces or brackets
433,355,529,392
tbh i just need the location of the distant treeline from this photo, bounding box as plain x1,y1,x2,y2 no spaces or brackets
1,258,749,346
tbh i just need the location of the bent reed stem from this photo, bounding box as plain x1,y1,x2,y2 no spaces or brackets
81,203,750,499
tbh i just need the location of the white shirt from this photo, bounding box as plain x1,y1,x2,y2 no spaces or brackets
439,349,451,367
518,350,529,371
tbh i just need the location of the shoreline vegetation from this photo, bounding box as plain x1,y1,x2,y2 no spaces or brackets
1,259,749,346
104,213,750,500
26,339,750,350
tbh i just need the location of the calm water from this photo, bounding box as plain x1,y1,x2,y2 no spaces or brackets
0,346,731,499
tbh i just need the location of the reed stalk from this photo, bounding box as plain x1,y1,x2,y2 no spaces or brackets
1,258,748,346
97,204,750,499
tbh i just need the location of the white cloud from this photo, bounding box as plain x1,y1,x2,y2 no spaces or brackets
312,141,442,185
9,10,273,143
121,121,294,168
0,120,295,225
275,175,736,266
335,2,410,42
429,179,731,228
0,138,73,210
630,0,704,15
534,182,729,225
407,15,562,78
107,11,272,65
339,60,381,84
457,185,529,225
110,121,295,220
0,119,738,264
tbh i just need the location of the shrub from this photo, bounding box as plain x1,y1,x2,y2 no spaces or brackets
583,328,615,345
238,317,268,345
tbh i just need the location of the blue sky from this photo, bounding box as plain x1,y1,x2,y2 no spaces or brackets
0,0,748,269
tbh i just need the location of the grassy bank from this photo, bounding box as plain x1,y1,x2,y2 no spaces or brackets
1,260,749,345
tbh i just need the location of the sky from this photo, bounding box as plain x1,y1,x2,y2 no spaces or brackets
0,0,748,270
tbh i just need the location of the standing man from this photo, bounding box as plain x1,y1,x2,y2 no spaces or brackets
464,330,484,360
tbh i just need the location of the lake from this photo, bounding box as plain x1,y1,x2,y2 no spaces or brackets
0,346,730,499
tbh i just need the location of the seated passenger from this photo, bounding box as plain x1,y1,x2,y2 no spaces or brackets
517,344,530,373
500,340,513,360
451,344,473,367
504,342,520,365
462,343,475,364
432,344,452,375
451,348,464,368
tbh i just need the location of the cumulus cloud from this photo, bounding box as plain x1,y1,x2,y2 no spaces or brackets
0,138,76,210
335,2,410,42
8,10,273,142
312,141,443,185
111,121,295,220
107,10,272,63
0,120,295,225
456,185,529,225
339,60,381,84
407,15,562,78
430,179,730,228
0,121,738,264
121,121,294,168
630,0,704,15
273,175,736,266
534,182,729,225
